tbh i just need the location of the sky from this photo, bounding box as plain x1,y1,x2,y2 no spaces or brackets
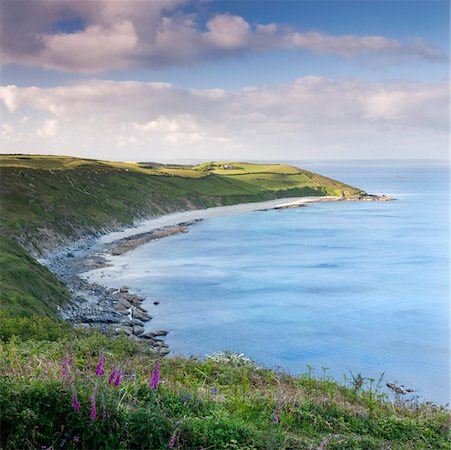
0,0,449,162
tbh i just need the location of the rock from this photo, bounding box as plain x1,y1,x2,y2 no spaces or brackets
114,326,133,336
119,286,129,293
131,306,151,322
153,300,160,305
144,330,169,338
134,304,148,313
123,293,144,305
130,318,145,327
82,313,122,324
115,305,130,315
116,297,132,309
67,252,74,258
74,323,91,329
139,332,153,340
133,325,145,336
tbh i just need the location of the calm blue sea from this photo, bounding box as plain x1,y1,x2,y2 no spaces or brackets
95,161,450,403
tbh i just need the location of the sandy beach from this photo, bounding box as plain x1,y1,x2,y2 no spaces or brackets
97,196,340,246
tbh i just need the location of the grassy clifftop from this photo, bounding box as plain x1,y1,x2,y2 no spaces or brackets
0,155,363,254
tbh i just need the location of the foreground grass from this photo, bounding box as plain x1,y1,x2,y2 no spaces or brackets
0,319,449,450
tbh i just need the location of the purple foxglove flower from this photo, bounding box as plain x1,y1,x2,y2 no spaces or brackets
95,357,105,377
90,395,97,420
72,394,80,412
114,371,122,387
150,360,160,390
108,368,117,385
168,431,177,448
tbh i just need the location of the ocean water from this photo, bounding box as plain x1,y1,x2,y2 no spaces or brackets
89,161,449,403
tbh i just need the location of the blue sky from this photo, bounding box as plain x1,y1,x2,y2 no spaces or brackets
0,0,448,161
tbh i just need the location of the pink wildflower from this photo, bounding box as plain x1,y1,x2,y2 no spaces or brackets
95,356,105,377
150,360,161,390
72,393,80,412
114,371,122,387
90,394,97,420
274,395,281,423
108,368,117,385
168,431,177,448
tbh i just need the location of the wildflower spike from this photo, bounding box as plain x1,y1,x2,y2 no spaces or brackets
150,360,161,390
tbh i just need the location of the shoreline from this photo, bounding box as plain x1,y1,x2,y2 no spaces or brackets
43,194,393,355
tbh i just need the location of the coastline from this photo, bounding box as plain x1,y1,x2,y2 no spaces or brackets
43,194,393,355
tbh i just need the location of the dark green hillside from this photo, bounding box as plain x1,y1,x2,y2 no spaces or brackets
0,236,69,317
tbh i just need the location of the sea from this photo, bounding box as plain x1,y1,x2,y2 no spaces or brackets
87,160,449,404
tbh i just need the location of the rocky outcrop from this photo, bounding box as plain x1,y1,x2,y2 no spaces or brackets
45,239,169,355
108,220,201,256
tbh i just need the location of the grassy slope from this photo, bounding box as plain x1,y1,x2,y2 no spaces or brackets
1,327,449,450
0,236,69,317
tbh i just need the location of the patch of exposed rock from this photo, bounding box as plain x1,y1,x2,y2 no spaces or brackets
44,238,170,356
108,220,202,256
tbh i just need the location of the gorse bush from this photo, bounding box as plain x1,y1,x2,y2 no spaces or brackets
0,333,449,449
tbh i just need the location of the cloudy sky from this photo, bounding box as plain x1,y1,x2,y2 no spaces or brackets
0,0,449,161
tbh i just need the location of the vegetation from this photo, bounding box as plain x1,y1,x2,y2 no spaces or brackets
0,236,69,317
1,324,449,450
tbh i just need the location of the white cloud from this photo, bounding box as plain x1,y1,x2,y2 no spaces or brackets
36,119,59,137
1,123,19,143
206,14,250,49
0,78,447,160
0,85,20,112
0,0,446,74
40,21,139,73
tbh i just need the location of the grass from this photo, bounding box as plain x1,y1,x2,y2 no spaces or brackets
0,236,69,317
0,325,449,450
